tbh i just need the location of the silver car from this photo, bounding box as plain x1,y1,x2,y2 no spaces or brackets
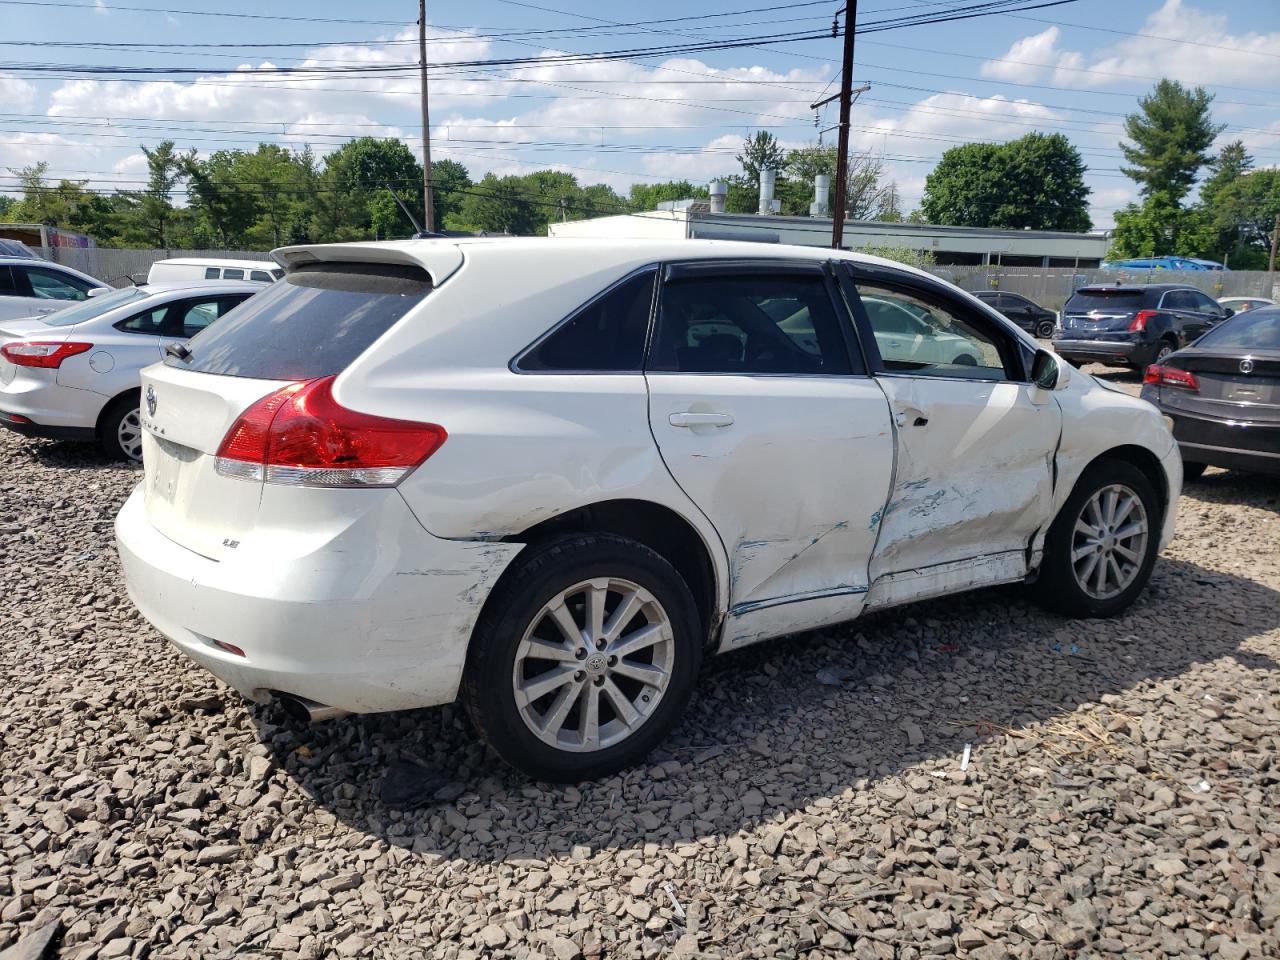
0,256,109,322
0,281,261,459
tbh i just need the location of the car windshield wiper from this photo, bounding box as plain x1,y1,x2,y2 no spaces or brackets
165,342,192,362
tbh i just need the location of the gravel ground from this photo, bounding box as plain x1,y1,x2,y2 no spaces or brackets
2,365,1278,960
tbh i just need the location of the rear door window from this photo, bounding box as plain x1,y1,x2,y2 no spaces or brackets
204,268,220,280
171,263,431,379
222,268,245,280
1161,290,1197,311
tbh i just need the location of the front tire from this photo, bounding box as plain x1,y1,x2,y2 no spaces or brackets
461,534,702,782
99,393,143,461
1033,459,1161,618
1036,319,1055,339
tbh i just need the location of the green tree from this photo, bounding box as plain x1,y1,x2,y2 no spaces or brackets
430,158,471,227
317,137,424,241
0,195,13,220
1200,140,1252,209
1107,191,1215,260
1120,80,1224,205
736,131,786,183
922,134,1090,231
5,162,123,242
627,180,708,212
118,140,185,247
1209,169,1280,268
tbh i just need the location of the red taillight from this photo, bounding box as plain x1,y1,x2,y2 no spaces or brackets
1,341,92,368
1143,364,1199,391
1129,309,1157,332
215,376,446,487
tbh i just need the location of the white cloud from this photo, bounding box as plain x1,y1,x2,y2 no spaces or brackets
0,73,37,113
982,1,1280,90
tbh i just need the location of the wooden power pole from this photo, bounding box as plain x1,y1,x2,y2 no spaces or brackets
1269,212,1279,275
830,0,857,249
418,0,435,233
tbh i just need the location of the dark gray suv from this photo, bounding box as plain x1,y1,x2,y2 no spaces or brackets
1053,284,1231,369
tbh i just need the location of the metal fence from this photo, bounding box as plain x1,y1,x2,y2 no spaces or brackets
50,247,273,285
929,266,1280,311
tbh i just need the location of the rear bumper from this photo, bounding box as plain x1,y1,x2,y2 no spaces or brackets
1165,408,1280,477
0,367,102,431
0,409,96,442
114,484,522,714
1052,339,1140,365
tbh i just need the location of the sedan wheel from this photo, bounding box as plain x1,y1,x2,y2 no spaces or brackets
1036,319,1055,339
1070,483,1149,600
117,409,144,461
512,578,674,753
1154,342,1174,364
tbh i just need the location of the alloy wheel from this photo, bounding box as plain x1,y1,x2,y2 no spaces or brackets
117,408,143,461
1070,483,1149,600
512,577,674,753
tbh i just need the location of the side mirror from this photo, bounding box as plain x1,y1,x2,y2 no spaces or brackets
1032,349,1069,391
1221,307,1234,319
87,287,107,298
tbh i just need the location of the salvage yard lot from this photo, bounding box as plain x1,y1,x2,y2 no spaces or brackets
2,377,1278,959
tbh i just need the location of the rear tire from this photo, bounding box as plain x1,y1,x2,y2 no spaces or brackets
98,393,143,461
1152,339,1176,364
461,533,702,782
1033,459,1161,618
1036,319,1055,339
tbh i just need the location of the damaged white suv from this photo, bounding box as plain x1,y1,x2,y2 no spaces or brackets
116,238,1181,781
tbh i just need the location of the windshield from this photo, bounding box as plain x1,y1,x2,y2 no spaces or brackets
41,286,148,326
1195,308,1280,351
1066,290,1143,313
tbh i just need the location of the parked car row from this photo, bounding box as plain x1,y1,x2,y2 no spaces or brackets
8,240,1271,781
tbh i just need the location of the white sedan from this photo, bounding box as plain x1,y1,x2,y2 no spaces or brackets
115,239,1182,781
0,281,261,459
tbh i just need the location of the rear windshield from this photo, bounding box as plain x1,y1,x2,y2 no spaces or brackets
1066,290,1143,312
170,262,432,380
42,286,147,326
1195,308,1280,351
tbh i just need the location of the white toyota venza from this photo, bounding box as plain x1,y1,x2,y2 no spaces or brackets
116,239,1182,781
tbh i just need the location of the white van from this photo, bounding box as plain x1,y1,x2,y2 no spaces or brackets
146,258,283,285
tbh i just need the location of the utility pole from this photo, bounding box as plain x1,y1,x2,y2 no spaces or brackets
1269,212,1279,275
830,0,857,249
418,0,435,233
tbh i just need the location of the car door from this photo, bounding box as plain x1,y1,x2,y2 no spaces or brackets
1186,289,1227,338
645,259,895,647
839,262,1061,610
1160,289,1202,344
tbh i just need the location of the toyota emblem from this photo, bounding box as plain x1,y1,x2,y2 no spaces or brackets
1240,358,1254,375
146,384,157,416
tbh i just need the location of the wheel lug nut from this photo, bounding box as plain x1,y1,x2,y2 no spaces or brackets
607,655,618,667
593,676,605,686
574,671,585,681
575,649,587,660
595,639,606,650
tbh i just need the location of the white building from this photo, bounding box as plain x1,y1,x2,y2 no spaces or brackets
548,203,1109,268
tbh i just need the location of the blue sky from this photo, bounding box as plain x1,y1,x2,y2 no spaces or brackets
1,0,1277,228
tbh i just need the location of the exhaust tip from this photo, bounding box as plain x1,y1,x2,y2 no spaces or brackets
274,692,350,723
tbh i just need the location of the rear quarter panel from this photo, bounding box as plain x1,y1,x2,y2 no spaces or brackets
334,245,733,613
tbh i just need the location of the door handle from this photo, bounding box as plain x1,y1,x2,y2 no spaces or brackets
669,411,734,429
894,409,929,428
